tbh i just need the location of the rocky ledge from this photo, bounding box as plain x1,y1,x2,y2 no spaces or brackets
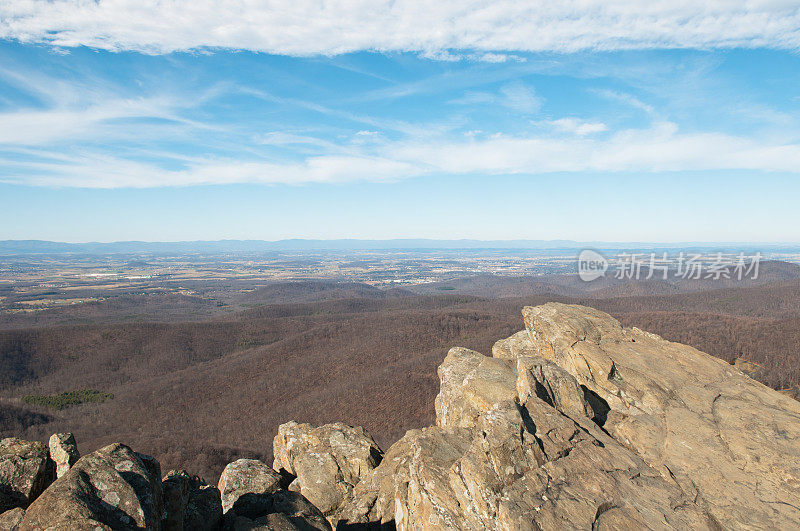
2,303,800,530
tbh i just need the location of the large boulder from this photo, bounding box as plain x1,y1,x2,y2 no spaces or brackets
515,356,594,421
0,438,54,512
19,443,163,530
272,422,382,521
217,459,329,530
218,459,282,517
48,433,79,479
522,302,800,528
434,348,517,429
336,426,470,529
229,490,330,530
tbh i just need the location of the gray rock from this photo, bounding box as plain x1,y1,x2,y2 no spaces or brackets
217,458,330,530
218,459,282,518
266,490,330,530
48,433,79,479
273,422,382,522
231,508,326,530
0,438,54,512
162,469,221,531
19,443,163,530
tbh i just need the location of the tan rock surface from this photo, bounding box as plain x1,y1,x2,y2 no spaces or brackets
522,302,800,529
48,433,79,479
273,421,382,521
434,347,517,429
0,507,24,531
491,329,537,360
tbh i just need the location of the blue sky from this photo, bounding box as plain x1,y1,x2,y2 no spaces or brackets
1,2,800,242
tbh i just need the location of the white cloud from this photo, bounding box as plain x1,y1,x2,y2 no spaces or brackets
1,1,799,55
0,67,228,146
6,121,800,188
548,118,608,135
2,153,418,188
419,50,525,63
595,89,657,116
498,82,542,114
398,122,800,174
0,98,188,145
450,82,542,114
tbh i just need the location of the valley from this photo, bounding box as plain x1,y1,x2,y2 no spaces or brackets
2,253,800,482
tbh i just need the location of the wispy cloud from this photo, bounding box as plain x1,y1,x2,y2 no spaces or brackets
6,121,800,188
0,152,418,188
2,2,800,55
546,118,608,136
450,82,542,114
498,82,542,114
0,66,229,147
419,50,526,63
392,122,800,175
595,89,656,116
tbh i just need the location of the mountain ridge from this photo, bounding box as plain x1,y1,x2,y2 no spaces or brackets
3,239,799,255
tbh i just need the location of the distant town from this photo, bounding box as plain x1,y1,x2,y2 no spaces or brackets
2,241,800,314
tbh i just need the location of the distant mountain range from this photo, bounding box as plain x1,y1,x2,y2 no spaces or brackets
1,239,799,255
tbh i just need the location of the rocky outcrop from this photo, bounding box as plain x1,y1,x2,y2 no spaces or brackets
3,434,326,531
48,433,79,479
0,438,54,513
521,302,800,528
273,422,382,523
337,303,800,529
341,349,711,529
4,303,800,530
19,443,163,530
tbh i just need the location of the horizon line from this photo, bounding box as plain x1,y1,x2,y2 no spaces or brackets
2,238,800,246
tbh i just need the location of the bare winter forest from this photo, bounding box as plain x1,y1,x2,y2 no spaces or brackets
3,268,800,482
